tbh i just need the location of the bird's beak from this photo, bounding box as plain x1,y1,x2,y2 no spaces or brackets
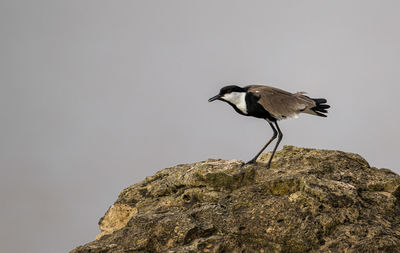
208,94,221,102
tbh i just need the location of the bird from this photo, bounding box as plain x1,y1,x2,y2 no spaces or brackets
208,84,330,168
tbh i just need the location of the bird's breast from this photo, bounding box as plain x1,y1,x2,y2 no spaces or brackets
245,92,276,121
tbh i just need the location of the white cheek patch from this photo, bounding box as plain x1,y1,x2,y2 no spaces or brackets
222,92,248,114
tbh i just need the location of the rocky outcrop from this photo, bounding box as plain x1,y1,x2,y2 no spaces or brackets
71,146,400,253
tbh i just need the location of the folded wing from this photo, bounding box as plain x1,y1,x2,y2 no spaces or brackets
245,85,317,119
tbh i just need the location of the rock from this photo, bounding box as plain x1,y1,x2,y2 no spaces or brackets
96,204,138,240
71,146,400,253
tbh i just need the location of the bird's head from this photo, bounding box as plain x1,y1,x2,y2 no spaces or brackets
208,85,246,103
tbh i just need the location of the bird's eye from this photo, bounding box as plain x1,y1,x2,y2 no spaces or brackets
226,90,232,94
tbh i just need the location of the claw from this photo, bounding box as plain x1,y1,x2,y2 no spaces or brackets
245,159,257,165
241,159,256,167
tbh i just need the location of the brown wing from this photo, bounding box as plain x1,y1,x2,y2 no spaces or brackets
245,85,316,119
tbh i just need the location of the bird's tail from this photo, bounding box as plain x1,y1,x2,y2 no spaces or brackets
309,98,330,117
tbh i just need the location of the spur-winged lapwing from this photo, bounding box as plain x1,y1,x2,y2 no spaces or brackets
209,85,330,168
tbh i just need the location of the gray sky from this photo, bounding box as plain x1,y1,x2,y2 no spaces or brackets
1,1,399,252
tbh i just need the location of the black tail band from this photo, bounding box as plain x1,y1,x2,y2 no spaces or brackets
311,98,330,117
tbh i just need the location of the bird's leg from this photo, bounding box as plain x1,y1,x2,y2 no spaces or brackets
265,121,283,169
245,121,277,165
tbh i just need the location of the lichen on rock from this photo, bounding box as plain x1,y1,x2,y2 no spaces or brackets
71,146,400,253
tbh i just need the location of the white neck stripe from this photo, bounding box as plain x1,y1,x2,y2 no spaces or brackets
221,92,248,114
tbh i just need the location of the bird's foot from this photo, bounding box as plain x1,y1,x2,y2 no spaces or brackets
243,159,257,166
265,162,271,169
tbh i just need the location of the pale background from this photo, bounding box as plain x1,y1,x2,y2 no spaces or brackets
1,1,399,252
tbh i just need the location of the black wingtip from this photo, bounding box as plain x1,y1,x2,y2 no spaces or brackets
313,98,327,104
314,111,327,117
311,98,330,117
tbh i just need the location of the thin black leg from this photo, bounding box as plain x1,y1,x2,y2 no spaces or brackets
265,121,283,169
245,121,278,165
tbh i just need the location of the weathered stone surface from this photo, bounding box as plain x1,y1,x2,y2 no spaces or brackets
96,204,138,240
71,146,400,253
